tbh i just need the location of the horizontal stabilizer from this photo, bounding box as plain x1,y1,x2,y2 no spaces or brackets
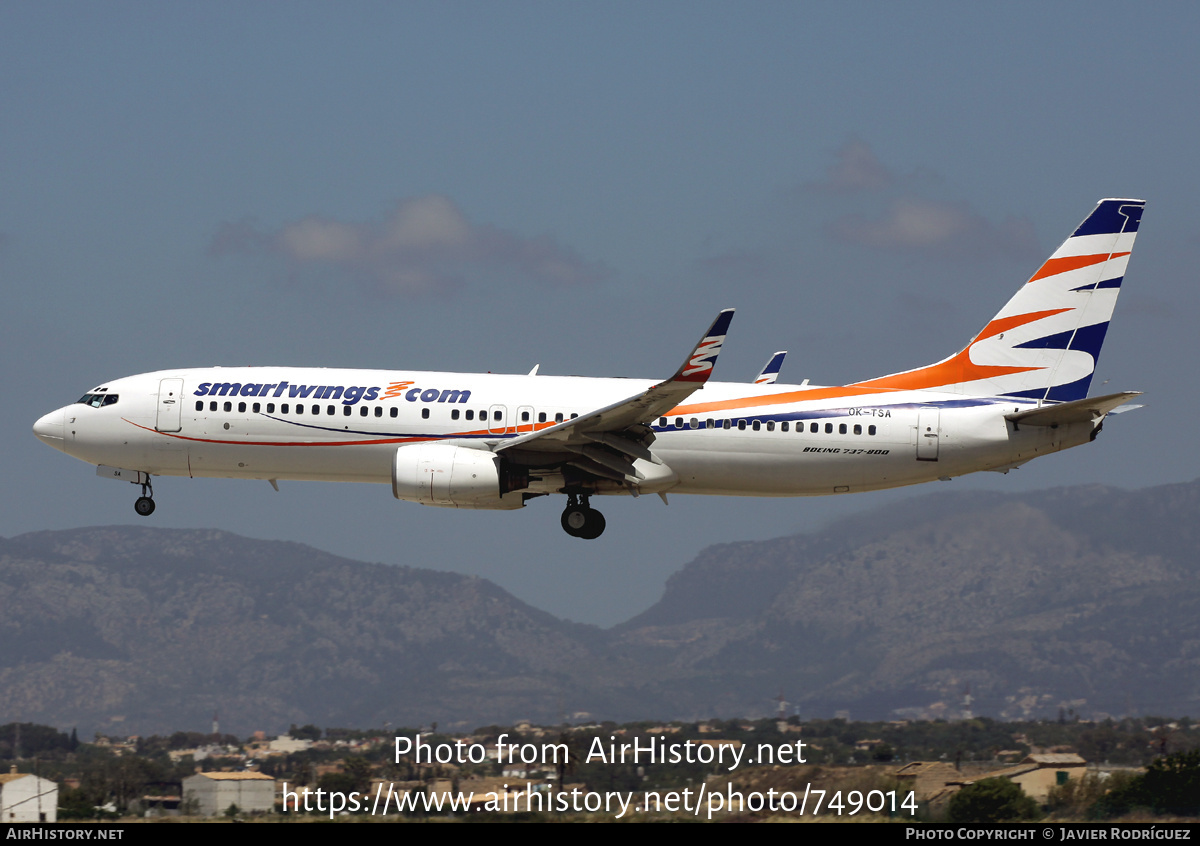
1004,391,1141,427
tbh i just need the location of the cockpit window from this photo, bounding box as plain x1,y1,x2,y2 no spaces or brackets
77,393,119,408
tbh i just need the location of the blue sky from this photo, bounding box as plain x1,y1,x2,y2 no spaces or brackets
5,2,1198,625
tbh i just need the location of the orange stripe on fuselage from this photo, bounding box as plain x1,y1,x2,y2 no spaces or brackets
669,307,1075,414
669,384,895,416
851,346,1039,393
126,419,506,446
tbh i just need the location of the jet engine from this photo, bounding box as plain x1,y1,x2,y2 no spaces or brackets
392,444,525,510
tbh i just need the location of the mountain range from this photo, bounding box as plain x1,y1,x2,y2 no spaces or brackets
3,479,1199,735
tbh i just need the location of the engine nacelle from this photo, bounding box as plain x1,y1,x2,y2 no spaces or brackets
392,444,525,510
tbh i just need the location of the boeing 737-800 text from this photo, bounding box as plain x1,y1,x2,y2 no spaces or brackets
34,199,1144,539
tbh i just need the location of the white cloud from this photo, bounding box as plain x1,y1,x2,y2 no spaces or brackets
828,197,1040,260
210,195,609,296
805,139,896,193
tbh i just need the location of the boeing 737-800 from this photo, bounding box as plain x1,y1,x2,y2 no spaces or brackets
33,199,1144,539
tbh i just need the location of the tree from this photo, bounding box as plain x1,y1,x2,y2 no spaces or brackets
946,778,1041,823
1093,749,1200,818
289,724,321,742
1141,748,1200,816
57,788,97,820
342,755,374,793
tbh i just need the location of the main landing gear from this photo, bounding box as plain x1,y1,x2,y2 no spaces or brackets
560,494,605,540
133,477,155,517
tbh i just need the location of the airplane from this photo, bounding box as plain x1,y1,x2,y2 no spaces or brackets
33,198,1144,540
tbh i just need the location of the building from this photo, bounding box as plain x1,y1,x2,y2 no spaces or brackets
0,769,58,823
182,772,275,816
898,753,1090,809
977,753,1088,802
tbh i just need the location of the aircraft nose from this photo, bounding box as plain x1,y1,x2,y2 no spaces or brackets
33,409,65,450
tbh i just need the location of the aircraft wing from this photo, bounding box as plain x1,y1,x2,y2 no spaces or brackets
1004,391,1142,427
496,309,734,482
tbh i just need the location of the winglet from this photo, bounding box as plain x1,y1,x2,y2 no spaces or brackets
670,308,735,384
754,351,787,384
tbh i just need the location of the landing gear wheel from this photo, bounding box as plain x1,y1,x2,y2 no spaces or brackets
577,508,606,540
134,496,156,517
560,496,606,540
561,505,588,537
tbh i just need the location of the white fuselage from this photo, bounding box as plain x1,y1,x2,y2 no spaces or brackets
34,366,1089,498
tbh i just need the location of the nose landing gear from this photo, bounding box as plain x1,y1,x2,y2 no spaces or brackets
133,477,155,517
560,494,605,539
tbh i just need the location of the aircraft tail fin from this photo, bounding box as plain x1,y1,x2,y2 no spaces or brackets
754,351,787,384
854,198,1144,402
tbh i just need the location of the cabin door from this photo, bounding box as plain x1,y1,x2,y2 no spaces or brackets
156,379,184,433
916,409,940,461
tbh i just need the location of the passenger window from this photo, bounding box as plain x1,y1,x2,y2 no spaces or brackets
267,403,275,413
195,401,203,411
238,402,246,413
224,401,232,412
296,404,303,415
210,401,217,412
539,412,547,423
555,413,564,423
451,409,460,420
690,418,698,429
675,417,683,428
282,403,290,414
781,422,789,432
253,403,261,413
466,410,474,420
496,410,504,421
706,419,714,429
854,424,862,435
421,408,430,419
824,423,832,434
839,423,847,434
327,406,335,415
343,406,351,416
521,411,530,422
766,421,775,432
738,420,746,431
570,413,578,419
659,417,667,427
869,425,877,436
723,419,731,430
390,408,398,418
752,420,761,431
375,407,383,418
810,422,818,433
